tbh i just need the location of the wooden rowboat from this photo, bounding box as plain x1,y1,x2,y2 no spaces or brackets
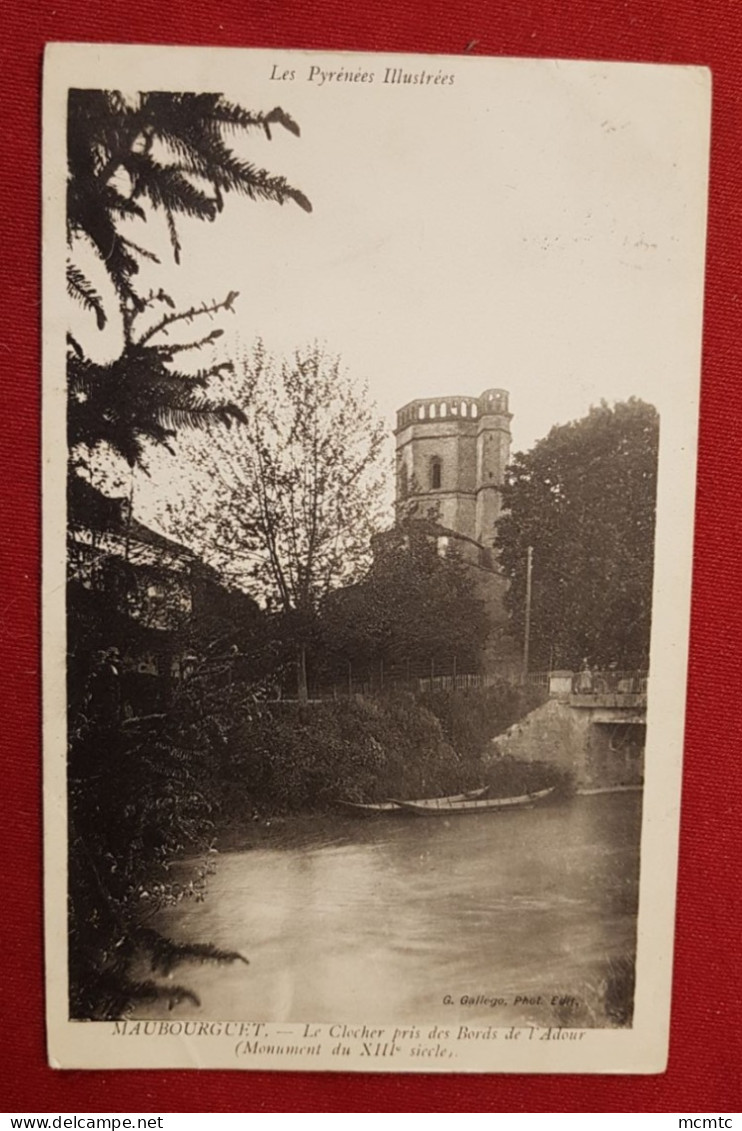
392,787,555,816
340,787,488,815
339,799,403,814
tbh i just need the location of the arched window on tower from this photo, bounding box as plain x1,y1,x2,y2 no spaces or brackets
398,462,409,501
430,456,442,490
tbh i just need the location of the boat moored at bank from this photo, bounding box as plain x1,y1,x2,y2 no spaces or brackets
392,787,555,816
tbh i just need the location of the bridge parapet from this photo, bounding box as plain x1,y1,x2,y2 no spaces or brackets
548,669,648,711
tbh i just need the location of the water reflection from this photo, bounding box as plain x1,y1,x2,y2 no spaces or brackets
138,793,641,1027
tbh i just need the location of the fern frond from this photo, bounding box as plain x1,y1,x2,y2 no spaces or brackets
66,262,107,329
156,329,224,358
120,237,161,264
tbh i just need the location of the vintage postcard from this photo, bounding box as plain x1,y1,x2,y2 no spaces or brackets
43,44,710,1071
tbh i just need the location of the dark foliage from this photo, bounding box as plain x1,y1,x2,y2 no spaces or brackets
73,973,201,1022
68,292,246,468
67,91,311,470
67,91,311,314
216,683,556,817
217,695,466,813
136,928,249,976
422,682,548,759
495,399,658,670
67,573,267,1018
318,520,491,676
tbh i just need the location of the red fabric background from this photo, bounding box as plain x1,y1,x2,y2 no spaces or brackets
2,0,740,1113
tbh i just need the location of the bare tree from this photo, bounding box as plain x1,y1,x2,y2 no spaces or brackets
164,342,390,699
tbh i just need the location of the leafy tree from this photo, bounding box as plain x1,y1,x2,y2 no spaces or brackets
318,519,490,679
68,290,247,469
494,399,658,671
66,90,311,490
67,91,311,325
162,343,389,699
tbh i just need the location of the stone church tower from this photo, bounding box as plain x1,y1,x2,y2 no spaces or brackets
394,388,512,551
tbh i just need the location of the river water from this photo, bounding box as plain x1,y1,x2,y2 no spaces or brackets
138,792,641,1028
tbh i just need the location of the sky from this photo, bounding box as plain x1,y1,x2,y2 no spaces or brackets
66,50,710,529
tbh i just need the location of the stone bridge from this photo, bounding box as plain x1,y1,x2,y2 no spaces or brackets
491,670,647,788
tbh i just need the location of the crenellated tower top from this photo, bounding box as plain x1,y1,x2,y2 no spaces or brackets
395,388,510,433
394,388,512,547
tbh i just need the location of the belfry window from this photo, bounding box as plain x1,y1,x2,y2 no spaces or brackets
430,457,442,489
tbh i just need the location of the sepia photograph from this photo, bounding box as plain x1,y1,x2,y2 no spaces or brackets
43,45,710,1071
